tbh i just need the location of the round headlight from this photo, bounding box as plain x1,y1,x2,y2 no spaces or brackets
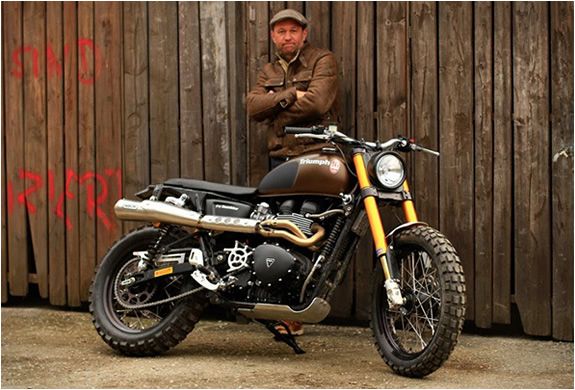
373,153,406,189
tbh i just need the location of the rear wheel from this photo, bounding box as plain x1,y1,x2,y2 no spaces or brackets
89,226,206,356
370,225,466,377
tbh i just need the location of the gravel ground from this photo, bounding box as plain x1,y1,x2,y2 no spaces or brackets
1,307,573,388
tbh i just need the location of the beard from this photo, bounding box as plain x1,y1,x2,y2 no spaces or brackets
276,43,300,61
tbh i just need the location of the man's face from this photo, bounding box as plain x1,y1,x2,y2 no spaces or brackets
271,19,308,60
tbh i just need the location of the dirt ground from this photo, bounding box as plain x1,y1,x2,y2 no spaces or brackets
1,307,573,389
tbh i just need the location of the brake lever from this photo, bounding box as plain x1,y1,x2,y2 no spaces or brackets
294,134,330,140
411,143,440,156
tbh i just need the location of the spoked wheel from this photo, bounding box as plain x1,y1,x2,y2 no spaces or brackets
89,226,206,356
371,225,466,377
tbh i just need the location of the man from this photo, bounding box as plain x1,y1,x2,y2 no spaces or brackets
247,8,339,169
246,9,340,336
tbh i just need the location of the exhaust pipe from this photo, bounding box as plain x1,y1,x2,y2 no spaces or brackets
114,199,258,233
114,199,325,246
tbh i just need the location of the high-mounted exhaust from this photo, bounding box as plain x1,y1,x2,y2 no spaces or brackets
114,199,325,247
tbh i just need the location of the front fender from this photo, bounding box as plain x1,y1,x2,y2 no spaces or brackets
385,222,428,279
385,221,428,241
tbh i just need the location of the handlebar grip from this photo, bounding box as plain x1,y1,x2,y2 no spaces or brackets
284,125,325,135
284,126,314,134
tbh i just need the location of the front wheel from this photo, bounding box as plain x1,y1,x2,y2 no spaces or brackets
370,225,466,377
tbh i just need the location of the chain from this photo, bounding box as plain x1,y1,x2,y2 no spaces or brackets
113,271,205,310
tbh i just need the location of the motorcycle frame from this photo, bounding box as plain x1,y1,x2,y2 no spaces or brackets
128,148,423,314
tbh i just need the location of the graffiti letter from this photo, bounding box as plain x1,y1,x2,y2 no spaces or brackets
11,46,40,79
79,172,115,231
78,39,101,85
17,169,43,213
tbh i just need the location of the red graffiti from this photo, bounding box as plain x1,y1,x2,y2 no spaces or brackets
18,169,43,214
10,38,102,85
11,46,39,78
7,168,122,232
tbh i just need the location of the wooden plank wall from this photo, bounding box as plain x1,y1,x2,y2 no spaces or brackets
1,1,573,341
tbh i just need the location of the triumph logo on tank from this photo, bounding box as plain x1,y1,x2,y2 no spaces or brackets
329,159,341,174
265,257,276,268
299,158,330,167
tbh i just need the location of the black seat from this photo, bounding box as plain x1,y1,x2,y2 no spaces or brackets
164,178,257,197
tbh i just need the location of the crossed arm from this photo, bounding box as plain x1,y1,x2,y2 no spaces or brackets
247,53,338,125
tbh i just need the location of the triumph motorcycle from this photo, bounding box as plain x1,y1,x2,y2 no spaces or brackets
90,125,466,377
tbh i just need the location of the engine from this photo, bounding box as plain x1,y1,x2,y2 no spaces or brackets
215,239,313,305
208,198,333,304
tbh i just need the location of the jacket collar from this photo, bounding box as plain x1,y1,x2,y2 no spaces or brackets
275,42,310,69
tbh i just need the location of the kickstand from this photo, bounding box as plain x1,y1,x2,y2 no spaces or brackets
257,320,305,355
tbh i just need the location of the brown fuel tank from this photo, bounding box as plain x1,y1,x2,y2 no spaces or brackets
257,153,354,197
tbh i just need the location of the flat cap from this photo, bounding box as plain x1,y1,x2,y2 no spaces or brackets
270,9,309,29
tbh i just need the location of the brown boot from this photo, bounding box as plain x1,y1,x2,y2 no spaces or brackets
274,320,304,336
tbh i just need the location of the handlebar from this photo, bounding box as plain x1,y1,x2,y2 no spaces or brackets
283,125,439,156
284,125,325,135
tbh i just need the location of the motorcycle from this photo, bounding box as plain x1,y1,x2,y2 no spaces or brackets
90,125,466,377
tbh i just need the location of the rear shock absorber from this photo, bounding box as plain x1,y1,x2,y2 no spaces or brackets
147,224,173,262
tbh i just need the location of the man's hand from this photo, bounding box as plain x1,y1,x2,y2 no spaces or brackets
296,90,306,100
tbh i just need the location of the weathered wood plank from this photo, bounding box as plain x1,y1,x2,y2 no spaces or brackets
200,2,231,184
473,1,493,329
149,2,179,183
178,2,203,180
305,2,330,50
438,2,474,320
354,1,376,321
123,2,149,190
376,2,408,140
286,2,304,14
329,2,356,318
411,2,439,228
550,1,574,341
78,1,97,300
332,2,356,136
63,2,80,306
2,1,28,297
23,1,48,298
492,1,512,325
246,2,270,186
2,37,7,303
227,2,247,186
46,2,67,305
123,1,150,237
513,2,551,336
95,2,123,263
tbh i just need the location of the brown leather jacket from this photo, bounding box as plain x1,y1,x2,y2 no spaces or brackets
247,43,339,157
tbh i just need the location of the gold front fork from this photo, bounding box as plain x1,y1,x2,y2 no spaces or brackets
352,151,418,281
401,181,418,223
